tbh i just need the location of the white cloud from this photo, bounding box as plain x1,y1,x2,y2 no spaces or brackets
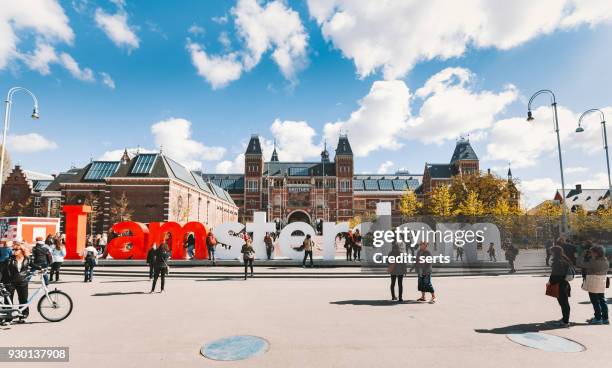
520,177,560,209
219,31,231,50
565,166,589,174
0,0,74,69
572,172,610,189
324,80,410,156
215,153,244,174
7,133,58,153
188,23,205,36
307,0,612,79
377,161,394,174
186,41,243,89
322,67,513,156
94,4,139,50
485,104,610,168
266,119,321,161
58,52,94,81
98,147,155,161
212,15,228,25
100,72,115,89
151,118,226,170
410,68,517,144
188,0,308,88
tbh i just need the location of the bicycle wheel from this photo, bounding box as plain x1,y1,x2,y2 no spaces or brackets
37,290,73,322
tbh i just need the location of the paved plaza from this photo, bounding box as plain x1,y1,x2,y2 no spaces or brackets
0,269,610,367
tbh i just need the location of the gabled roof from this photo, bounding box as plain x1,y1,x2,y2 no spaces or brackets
450,138,478,163
559,188,610,212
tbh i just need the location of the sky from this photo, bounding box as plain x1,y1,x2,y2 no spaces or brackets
2,0,612,208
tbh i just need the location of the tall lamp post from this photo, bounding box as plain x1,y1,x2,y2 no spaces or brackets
527,89,568,234
1,87,40,205
576,109,612,214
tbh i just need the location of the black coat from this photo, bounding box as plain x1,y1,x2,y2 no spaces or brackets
153,248,170,269
549,257,571,296
146,248,156,264
31,243,52,267
0,256,32,285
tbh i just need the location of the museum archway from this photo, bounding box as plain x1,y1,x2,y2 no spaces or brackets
287,210,311,225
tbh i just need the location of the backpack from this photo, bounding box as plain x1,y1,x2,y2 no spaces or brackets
85,250,96,264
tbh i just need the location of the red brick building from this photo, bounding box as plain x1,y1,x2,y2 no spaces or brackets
200,134,425,227
44,150,238,235
0,165,57,217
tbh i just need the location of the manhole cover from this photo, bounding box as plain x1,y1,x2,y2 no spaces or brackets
201,335,270,361
506,332,585,353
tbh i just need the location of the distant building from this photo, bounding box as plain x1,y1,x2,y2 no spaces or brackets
44,150,238,234
199,134,483,226
0,165,56,217
554,184,611,213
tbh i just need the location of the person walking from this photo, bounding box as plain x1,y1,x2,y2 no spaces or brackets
387,242,407,302
0,242,32,323
49,239,66,283
264,233,274,260
455,245,464,262
547,246,573,327
302,234,315,268
31,237,52,285
241,239,255,280
98,233,108,255
150,243,170,293
146,244,157,280
206,230,218,265
344,231,354,261
505,242,518,273
185,233,196,260
353,229,362,261
487,242,497,262
415,242,436,303
581,245,609,325
83,241,99,282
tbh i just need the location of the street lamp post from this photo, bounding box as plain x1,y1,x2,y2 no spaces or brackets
527,89,568,234
576,109,612,214
1,87,40,205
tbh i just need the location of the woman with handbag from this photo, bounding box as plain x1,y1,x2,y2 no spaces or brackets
241,239,255,280
547,246,573,327
387,242,407,302
581,246,609,325
150,243,170,293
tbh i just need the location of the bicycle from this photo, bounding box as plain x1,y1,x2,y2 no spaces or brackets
0,269,73,324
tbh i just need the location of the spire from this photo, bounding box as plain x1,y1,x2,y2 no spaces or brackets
120,148,130,165
321,139,330,163
271,139,279,162
507,162,513,180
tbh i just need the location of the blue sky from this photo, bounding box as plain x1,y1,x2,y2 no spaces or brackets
2,0,612,207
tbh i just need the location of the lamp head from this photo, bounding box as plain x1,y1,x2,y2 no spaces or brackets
575,126,584,133
31,107,40,120
526,110,534,122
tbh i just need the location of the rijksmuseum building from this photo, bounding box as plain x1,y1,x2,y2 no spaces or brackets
200,134,481,227
1,133,480,232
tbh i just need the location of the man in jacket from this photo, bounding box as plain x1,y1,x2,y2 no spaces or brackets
31,237,52,285
146,245,157,279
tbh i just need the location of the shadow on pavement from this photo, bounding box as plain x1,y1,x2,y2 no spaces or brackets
100,280,147,284
475,321,589,334
91,291,147,297
194,277,240,282
330,299,422,306
578,298,612,305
